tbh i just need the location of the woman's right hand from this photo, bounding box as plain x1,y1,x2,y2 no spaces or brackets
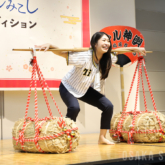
34,43,51,52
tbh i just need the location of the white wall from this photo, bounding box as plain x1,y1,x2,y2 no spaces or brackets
1,0,137,139
135,0,165,114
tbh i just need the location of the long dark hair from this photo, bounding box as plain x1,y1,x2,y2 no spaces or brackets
90,32,112,80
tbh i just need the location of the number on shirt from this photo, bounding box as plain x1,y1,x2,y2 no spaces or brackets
83,68,92,76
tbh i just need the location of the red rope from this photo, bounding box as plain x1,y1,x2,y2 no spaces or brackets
36,63,53,118
143,60,157,112
36,64,64,120
116,59,139,139
110,56,164,144
141,67,148,112
129,60,143,143
13,56,77,152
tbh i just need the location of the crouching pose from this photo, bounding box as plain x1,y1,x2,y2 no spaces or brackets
35,32,146,145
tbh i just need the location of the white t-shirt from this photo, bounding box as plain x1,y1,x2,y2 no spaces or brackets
61,49,117,98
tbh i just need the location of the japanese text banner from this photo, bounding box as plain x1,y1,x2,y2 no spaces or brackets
0,0,88,89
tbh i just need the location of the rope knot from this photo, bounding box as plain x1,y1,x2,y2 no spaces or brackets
30,56,37,66
18,131,25,146
138,56,144,61
58,117,66,128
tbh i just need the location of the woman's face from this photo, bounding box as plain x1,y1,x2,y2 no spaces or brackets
95,34,110,53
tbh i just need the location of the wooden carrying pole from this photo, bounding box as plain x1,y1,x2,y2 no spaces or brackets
12,48,153,54
13,48,152,110
13,48,91,52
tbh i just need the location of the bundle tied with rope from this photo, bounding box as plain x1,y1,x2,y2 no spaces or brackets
110,56,165,143
12,48,80,153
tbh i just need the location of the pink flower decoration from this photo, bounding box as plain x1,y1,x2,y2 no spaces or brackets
51,67,54,71
29,66,32,73
67,6,69,9
23,64,28,69
6,65,12,72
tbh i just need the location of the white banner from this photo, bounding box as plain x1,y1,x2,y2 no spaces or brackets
0,0,82,79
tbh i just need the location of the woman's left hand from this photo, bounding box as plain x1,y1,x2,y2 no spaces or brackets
135,47,146,56
114,47,146,56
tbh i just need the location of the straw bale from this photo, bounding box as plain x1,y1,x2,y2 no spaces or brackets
12,117,80,153
110,111,165,143
110,113,122,141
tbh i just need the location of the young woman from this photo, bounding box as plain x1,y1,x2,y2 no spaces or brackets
35,32,146,145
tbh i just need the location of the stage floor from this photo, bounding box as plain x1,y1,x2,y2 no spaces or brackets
1,133,165,165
